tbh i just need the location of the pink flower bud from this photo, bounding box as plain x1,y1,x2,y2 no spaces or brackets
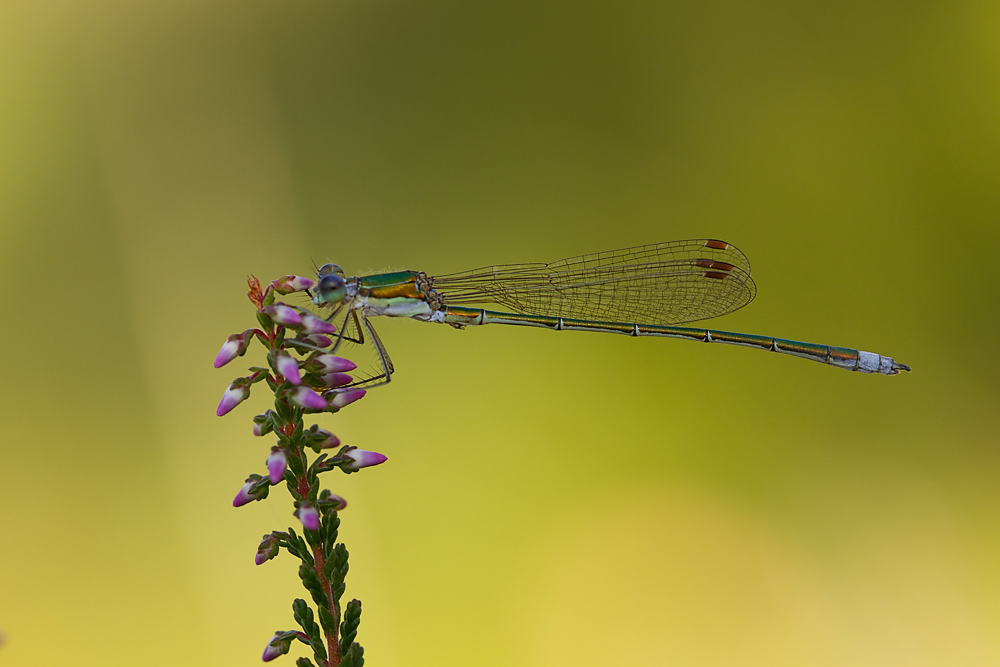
269,275,316,295
213,330,251,368
330,389,366,409
304,334,333,348
275,352,301,385
253,410,275,437
262,634,286,661
255,533,281,565
316,355,357,373
341,447,388,471
267,449,288,484
214,339,241,368
233,481,265,507
319,431,341,449
263,304,302,327
297,503,320,531
290,386,327,411
216,383,250,416
300,313,337,335
322,372,353,388
320,490,348,511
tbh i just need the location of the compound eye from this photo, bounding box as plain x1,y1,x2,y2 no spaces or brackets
316,274,347,305
318,263,345,278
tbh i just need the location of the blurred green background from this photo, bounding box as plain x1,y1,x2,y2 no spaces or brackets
2,1,998,665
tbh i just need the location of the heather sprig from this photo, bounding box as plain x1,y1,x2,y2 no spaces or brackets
216,275,385,666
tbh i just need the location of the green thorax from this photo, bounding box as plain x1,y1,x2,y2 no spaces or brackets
357,271,426,302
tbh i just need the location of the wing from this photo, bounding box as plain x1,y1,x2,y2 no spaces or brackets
429,239,756,325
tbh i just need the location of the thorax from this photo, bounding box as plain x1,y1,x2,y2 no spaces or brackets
354,271,441,317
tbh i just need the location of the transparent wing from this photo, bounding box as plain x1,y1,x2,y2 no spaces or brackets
429,239,757,325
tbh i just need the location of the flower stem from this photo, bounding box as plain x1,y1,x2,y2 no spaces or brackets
296,455,341,667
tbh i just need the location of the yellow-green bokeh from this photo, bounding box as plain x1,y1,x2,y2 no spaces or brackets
2,1,998,665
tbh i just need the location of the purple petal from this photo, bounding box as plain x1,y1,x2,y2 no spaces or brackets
317,355,357,373
298,504,320,531
252,422,263,437
316,429,341,449
290,386,327,411
233,482,257,507
275,353,302,385
301,313,337,335
266,449,288,484
330,389,366,409
255,534,280,565
270,275,316,295
322,372,353,388
304,334,333,348
342,447,388,471
216,384,250,416
262,634,284,661
325,492,348,511
213,338,241,368
265,304,302,327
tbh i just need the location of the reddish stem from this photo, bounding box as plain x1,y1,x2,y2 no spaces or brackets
267,319,341,666
296,459,341,667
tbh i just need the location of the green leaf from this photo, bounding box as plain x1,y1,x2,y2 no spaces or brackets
340,642,365,667
321,510,340,556
317,604,337,634
298,563,327,609
339,599,362,657
287,449,306,476
275,399,291,423
256,310,273,330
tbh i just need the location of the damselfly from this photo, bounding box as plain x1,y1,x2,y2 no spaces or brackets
310,239,910,389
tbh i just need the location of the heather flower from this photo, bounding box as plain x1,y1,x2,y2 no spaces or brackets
269,275,315,295
303,426,341,450
303,334,333,348
300,312,337,335
319,489,348,511
233,480,266,507
340,447,388,471
329,389,366,409
267,449,288,484
216,382,250,417
321,372,354,388
314,354,357,374
261,633,287,661
213,330,252,368
252,410,275,437
290,386,327,411
274,352,301,385
297,503,320,531
255,533,281,565
262,304,302,327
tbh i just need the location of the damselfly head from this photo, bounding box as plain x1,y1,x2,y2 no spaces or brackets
314,273,347,307
318,263,345,278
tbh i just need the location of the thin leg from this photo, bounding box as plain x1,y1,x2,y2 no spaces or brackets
327,307,356,356
348,310,366,345
339,315,394,389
